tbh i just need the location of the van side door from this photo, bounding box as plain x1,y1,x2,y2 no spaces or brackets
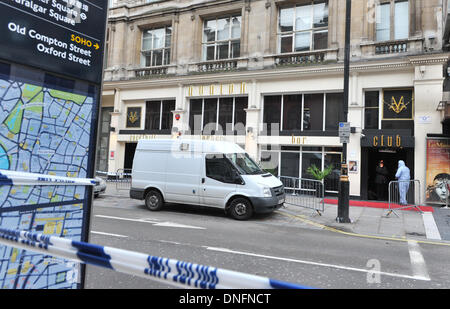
201,154,237,208
165,152,201,205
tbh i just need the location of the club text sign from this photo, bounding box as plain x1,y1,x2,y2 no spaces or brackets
361,133,415,148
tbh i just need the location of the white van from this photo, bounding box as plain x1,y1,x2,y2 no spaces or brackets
130,139,285,220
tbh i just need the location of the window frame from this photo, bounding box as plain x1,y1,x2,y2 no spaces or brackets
141,25,172,67
202,15,242,61
205,154,239,184
260,146,342,193
363,90,382,130
188,96,247,134
262,92,343,133
277,0,329,54
375,0,410,42
145,100,175,131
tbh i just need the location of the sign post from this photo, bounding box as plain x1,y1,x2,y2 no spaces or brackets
0,0,108,289
336,0,352,224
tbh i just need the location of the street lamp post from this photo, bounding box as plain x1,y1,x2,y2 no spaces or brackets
336,0,352,223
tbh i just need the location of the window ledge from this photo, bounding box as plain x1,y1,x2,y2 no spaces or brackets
188,57,249,73
263,48,339,67
360,37,425,56
132,65,177,79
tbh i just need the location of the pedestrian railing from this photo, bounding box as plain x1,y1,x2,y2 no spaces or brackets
387,179,422,217
115,168,132,191
279,176,325,215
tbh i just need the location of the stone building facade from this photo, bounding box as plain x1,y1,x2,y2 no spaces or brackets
99,0,450,201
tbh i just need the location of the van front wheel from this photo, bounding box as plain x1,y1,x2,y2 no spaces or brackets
229,198,253,220
145,190,164,211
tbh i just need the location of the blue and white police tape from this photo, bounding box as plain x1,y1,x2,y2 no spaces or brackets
0,227,312,289
0,169,97,186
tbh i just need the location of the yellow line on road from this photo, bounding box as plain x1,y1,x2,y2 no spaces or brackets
276,210,450,247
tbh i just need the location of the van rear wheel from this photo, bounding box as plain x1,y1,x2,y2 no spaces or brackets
145,190,164,211
229,198,253,220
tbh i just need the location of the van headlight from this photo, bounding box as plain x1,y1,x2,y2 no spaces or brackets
263,187,272,197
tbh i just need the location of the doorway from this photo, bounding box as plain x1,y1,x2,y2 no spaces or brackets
361,148,414,201
124,143,137,170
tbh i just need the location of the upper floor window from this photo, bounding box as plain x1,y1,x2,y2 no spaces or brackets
141,26,172,67
145,100,175,131
189,97,247,134
376,0,409,42
278,0,328,54
364,91,380,130
202,15,241,61
262,92,342,134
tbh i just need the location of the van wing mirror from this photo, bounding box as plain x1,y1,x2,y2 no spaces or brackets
233,172,244,185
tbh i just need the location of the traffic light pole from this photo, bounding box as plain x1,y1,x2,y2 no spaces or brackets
336,0,352,223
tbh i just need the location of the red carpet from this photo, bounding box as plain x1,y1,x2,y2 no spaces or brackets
324,198,434,213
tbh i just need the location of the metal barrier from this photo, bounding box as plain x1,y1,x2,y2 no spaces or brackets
115,168,132,191
387,179,422,217
444,179,449,209
279,176,325,215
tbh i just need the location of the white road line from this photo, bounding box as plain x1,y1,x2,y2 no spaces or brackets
153,222,206,230
407,240,430,281
204,246,430,281
422,212,441,240
91,231,128,238
95,214,159,224
95,214,205,230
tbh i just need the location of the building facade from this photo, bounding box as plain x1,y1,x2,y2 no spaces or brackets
100,0,450,201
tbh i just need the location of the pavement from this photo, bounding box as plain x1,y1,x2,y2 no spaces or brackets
279,199,450,243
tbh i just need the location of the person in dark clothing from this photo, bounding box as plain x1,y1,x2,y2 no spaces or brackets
374,160,389,201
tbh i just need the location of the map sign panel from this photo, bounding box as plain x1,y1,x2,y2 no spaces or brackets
0,61,98,288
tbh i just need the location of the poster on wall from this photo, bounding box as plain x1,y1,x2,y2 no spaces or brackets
425,137,450,205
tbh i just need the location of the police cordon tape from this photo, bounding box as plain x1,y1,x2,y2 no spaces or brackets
0,169,98,186
0,169,312,289
0,227,311,289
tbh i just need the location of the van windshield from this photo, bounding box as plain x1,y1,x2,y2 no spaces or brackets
226,153,265,175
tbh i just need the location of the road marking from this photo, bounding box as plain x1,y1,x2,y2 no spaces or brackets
422,212,441,240
158,240,181,245
204,246,430,281
91,231,128,238
95,214,205,230
153,222,205,229
407,240,430,281
95,214,159,224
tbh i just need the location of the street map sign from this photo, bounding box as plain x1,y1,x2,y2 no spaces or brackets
0,0,107,289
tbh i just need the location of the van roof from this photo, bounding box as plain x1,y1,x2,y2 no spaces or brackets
136,139,245,154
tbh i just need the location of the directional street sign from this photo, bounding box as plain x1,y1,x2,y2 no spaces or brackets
339,122,351,143
0,0,108,83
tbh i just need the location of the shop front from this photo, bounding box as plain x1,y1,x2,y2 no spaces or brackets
360,130,415,201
